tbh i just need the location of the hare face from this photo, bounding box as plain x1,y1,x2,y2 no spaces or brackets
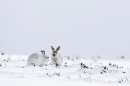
51,46,60,57
44,55,50,61
52,51,57,57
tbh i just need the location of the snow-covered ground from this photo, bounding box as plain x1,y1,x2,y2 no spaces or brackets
0,54,130,86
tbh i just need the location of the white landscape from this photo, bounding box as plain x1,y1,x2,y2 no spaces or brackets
0,0,130,86
0,54,130,86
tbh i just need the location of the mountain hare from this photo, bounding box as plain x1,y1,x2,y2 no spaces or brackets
51,46,63,66
27,50,50,67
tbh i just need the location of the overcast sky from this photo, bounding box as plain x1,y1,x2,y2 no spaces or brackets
0,0,130,59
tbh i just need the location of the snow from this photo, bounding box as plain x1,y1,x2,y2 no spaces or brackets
0,54,130,86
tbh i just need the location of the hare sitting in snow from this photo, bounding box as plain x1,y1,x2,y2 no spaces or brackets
51,46,63,66
27,50,50,67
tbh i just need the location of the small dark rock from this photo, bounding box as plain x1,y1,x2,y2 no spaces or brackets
104,66,107,69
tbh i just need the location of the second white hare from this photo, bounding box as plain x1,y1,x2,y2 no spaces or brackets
51,46,63,66
27,50,50,67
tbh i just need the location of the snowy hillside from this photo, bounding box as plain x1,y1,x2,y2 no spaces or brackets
0,54,130,86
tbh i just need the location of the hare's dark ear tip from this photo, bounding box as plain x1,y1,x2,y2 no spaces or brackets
41,50,45,54
41,50,44,52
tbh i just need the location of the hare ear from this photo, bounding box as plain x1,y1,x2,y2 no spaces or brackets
51,46,55,51
41,50,45,54
56,46,60,52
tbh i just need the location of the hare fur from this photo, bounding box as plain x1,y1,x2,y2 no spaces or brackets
51,46,63,66
27,50,50,67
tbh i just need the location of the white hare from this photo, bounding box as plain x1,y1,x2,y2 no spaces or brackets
27,50,50,67
51,46,63,66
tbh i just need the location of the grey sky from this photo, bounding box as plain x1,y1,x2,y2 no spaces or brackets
0,0,130,59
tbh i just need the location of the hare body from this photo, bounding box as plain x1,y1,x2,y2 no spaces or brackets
51,53,63,66
51,46,63,66
27,50,49,66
